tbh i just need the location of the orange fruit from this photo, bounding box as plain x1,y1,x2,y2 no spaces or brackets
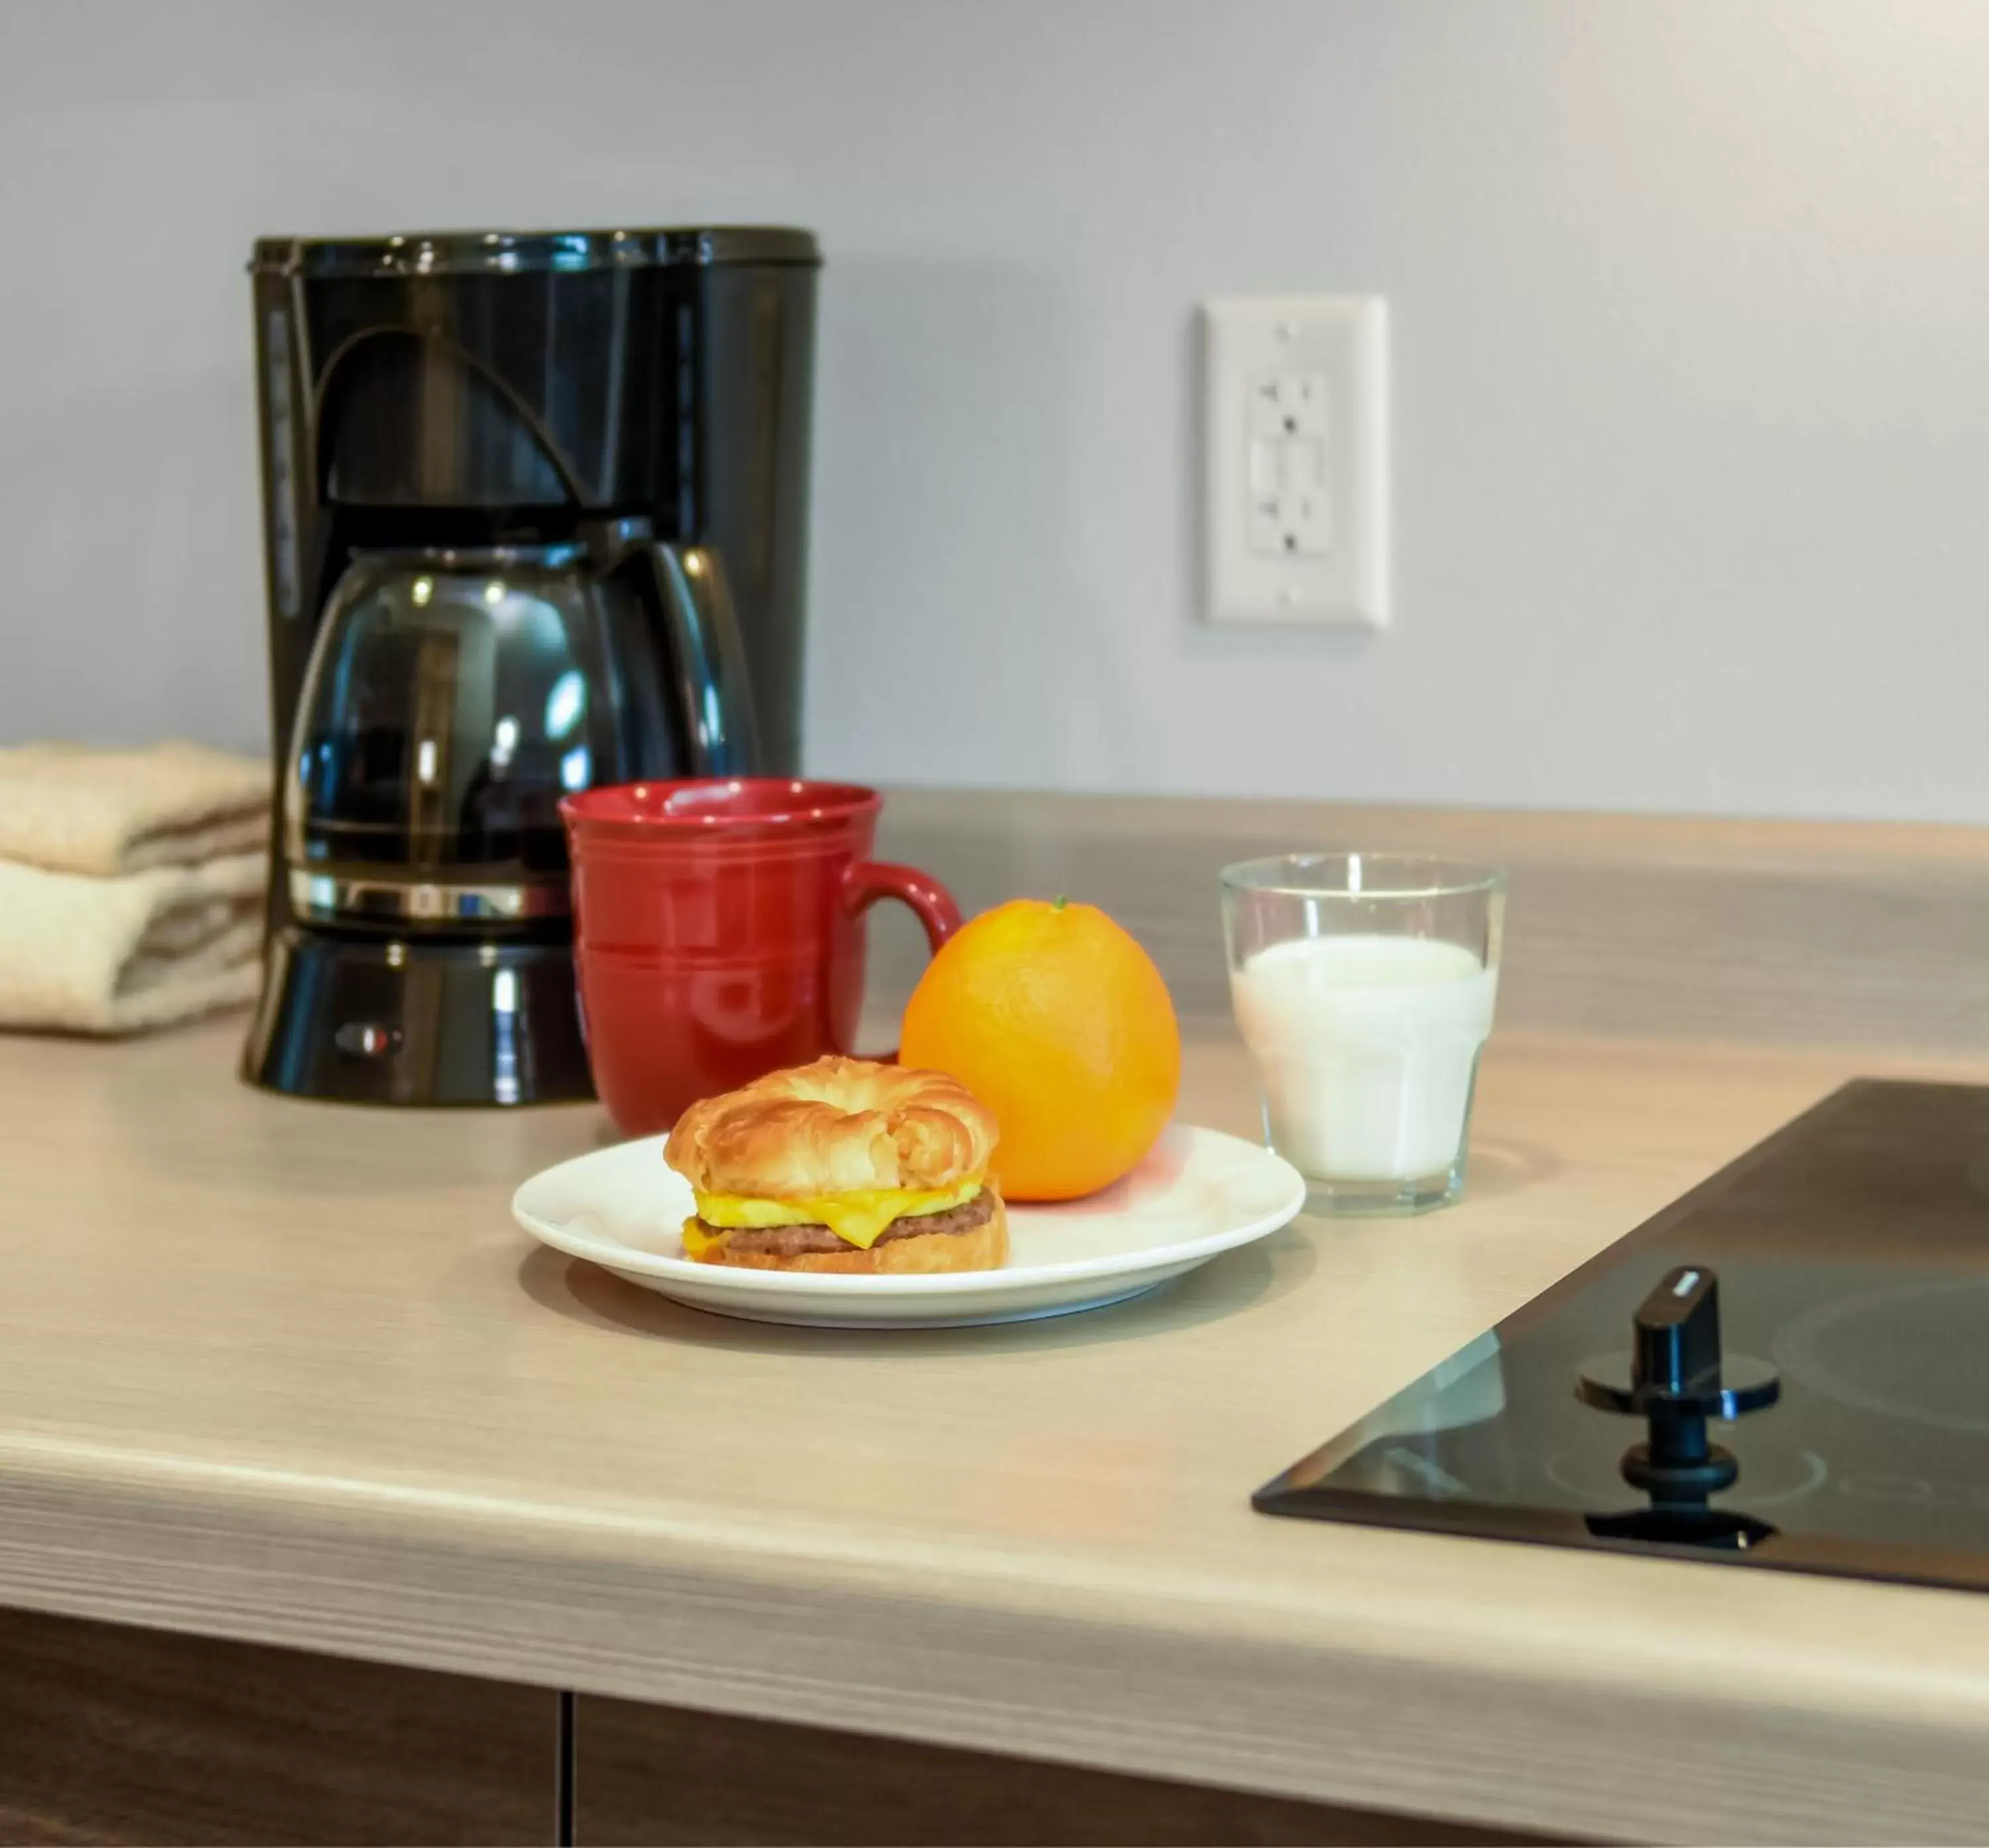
900,897,1181,1202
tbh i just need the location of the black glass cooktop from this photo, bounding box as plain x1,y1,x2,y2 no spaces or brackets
1256,1080,1989,1591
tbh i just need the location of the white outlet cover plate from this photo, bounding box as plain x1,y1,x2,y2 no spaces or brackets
1203,295,1389,628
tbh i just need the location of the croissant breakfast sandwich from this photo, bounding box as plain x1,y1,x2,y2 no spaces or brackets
662,1056,1006,1273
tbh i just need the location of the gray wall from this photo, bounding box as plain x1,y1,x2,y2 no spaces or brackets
3,0,1986,821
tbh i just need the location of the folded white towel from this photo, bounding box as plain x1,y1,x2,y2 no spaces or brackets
0,852,265,1035
0,740,269,876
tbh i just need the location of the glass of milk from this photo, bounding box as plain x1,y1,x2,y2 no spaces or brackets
1221,854,1506,1215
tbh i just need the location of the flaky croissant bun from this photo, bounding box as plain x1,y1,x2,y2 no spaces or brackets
664,1055,998,1197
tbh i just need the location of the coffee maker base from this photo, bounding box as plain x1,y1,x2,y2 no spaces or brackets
243,929,594,1107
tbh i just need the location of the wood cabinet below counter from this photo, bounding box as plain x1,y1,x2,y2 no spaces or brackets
571,1694,1557,1847
0,1605,558,1845
0,1605,1563,1847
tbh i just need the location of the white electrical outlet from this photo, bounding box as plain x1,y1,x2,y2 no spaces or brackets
1203,296,1389,627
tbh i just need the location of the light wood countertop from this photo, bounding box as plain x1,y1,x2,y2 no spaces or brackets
5,1002,1989,1844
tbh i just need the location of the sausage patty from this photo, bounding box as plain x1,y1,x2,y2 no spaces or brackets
693,1188,997,1257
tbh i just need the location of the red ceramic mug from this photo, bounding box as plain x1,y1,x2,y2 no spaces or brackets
560,779,961,1135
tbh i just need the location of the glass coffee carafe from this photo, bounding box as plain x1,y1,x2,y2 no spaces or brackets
285,530,753,928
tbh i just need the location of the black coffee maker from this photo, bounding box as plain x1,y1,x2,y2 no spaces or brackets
242,227,820,1106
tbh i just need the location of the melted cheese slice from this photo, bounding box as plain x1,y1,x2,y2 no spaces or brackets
687,1179,982,1251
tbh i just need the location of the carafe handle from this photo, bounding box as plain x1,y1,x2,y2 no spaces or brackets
597,520,760,775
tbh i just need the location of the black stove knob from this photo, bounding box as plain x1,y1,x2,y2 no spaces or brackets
1577,1265,1779,1508
1635,1263,1723,1401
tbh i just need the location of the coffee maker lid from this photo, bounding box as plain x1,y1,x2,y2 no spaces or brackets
249,225,820,276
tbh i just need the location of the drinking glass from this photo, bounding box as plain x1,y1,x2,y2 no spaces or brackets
1220,854,1506,1215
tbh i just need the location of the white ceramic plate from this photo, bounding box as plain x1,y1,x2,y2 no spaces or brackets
511,1124,1306,1328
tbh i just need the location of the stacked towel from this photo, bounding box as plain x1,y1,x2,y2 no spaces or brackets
0,742,269,1035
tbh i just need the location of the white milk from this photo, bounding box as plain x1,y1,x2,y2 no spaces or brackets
1229,934,1498,1181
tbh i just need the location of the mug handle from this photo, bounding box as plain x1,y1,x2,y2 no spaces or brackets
840,862,963,1063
